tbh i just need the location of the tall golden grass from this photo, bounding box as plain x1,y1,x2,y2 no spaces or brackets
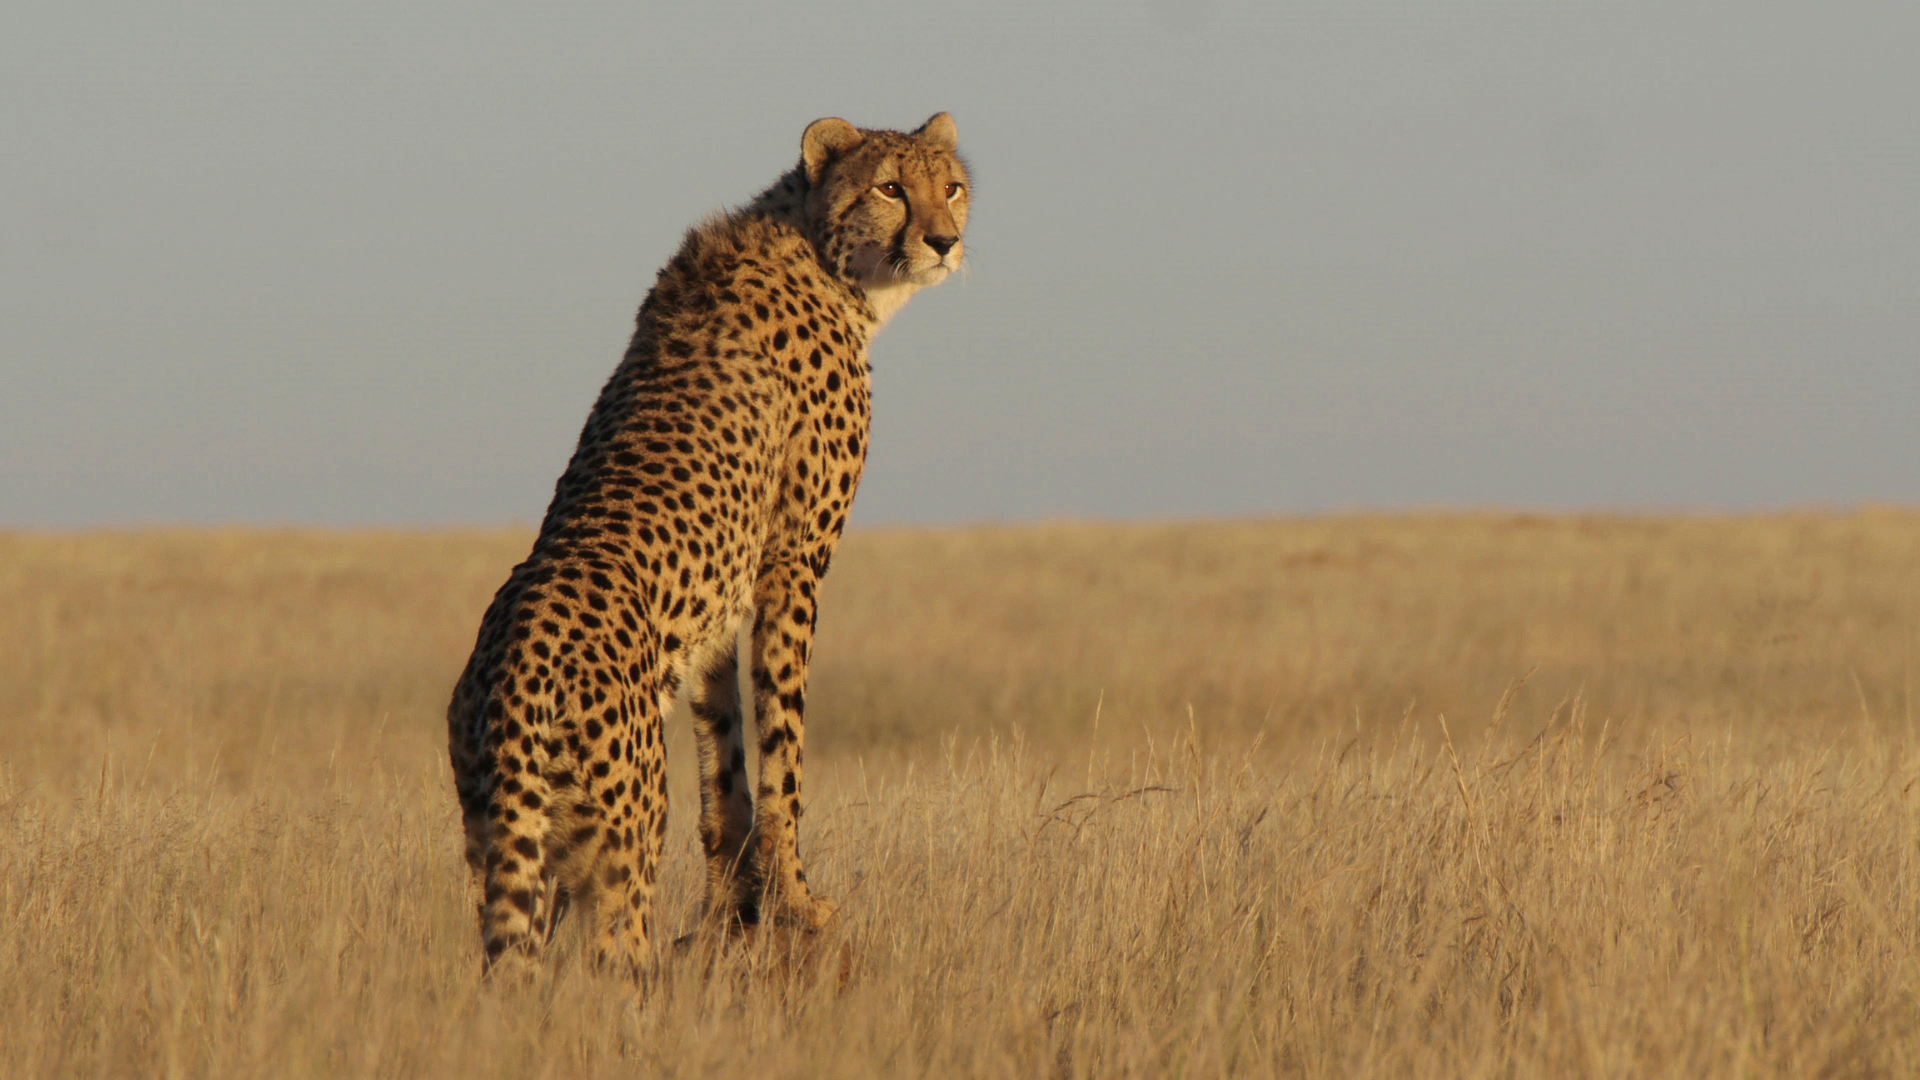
2,512,1917,1076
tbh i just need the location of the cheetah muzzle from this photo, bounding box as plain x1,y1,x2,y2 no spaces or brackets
446,113,970,978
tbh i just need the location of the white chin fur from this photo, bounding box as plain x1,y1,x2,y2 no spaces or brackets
850,255,954,327
850,247,950,285
862,281,922,328
906,264,951,287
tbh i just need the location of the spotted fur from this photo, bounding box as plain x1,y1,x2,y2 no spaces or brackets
447,113,969,977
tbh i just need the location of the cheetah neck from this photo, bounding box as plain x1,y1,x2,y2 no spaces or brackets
743,166,899,331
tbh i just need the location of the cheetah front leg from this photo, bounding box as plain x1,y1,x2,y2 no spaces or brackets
746,558,835,930
688,639,757,929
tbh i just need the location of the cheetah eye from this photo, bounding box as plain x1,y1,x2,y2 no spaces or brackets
875,182,904,200
945,182,964,200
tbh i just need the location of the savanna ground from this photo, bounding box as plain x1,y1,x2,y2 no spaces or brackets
3,511,1918,1077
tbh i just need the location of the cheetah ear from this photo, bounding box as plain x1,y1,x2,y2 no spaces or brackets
801,118,865,185
913,112,958,152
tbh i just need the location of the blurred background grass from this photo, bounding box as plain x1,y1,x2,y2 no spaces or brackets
3,512,1915,792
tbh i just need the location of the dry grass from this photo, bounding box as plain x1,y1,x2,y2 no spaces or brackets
3,512,1918,1077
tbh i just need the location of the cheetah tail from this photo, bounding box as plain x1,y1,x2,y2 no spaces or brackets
476,761,556,976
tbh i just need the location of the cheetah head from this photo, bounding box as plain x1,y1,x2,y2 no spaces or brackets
799,113,970,303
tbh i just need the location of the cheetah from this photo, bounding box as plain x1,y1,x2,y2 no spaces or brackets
447,113,970,977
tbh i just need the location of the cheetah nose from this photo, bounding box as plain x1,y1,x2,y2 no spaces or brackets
924,234,958,257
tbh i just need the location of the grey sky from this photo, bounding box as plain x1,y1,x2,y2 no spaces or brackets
4,1,1915,526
